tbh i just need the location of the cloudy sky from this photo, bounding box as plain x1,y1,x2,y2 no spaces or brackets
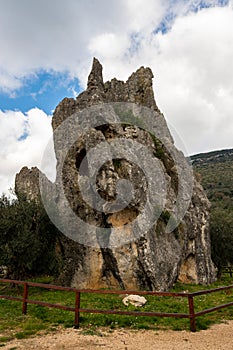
0,0,233,195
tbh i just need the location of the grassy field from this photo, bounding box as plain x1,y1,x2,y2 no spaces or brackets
0,275,233,345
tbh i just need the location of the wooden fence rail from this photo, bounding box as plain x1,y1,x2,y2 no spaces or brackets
222,266,233,277
0,278,233,332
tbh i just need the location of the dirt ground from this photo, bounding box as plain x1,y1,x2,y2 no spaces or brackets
2,321,233,350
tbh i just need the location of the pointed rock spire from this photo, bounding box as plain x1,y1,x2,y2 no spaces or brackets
87,57,104,90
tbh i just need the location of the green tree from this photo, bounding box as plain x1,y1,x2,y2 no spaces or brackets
0,194,61,280
210,208,233,278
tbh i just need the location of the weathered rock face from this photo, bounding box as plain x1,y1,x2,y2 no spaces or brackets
15,58,216,291
15,166,41,201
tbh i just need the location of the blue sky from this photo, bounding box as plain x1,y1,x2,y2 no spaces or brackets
0,71,81,115
0,0,233,195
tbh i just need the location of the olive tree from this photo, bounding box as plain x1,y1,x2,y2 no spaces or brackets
0,194,60,280
210,207,233,278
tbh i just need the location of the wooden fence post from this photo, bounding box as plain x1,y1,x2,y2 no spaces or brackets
74,291,81,328
22,282,28,315
188,295,196,332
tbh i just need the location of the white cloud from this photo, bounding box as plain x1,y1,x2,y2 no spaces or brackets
153,6,233,154
0,71,23,94
0,108,53,195
0,0,130,89
124,0,166,32
0,0,169,89
89,33,129,59
89,4,233,155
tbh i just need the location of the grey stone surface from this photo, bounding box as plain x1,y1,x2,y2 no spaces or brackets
15,58,216,291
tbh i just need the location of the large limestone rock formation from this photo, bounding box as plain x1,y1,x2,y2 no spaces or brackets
15,58,216,291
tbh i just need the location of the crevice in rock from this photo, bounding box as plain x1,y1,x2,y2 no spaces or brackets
76,148,88,176
100,247,125,289
136,259,153,291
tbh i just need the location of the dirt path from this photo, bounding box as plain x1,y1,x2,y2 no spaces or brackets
2,321,233,350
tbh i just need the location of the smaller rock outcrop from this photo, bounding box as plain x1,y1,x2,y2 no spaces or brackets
15,166,41,201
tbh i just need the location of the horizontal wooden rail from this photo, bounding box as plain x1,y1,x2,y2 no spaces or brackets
0,279,189,296
191,285,233,296
222,266,233,277
0,279,232,332
25,299,76,312
0,295,24,302
195,301,233,316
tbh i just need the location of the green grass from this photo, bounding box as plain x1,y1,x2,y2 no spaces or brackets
0,275,233,343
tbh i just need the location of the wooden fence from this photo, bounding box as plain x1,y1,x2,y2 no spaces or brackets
222,266,233,277
0,278,233,332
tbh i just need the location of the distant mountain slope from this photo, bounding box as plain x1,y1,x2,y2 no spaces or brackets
191,149,233,208
191,148,233,165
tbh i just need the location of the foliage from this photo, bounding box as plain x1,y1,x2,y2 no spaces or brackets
114,105,147,130
191,149,233,275
191,150,233,210
0,194,61,280
210,208,233,277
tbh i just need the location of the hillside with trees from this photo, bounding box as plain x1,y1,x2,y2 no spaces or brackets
191,148,233,276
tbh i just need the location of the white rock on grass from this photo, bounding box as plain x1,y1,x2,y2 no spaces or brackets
122,294,147,307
